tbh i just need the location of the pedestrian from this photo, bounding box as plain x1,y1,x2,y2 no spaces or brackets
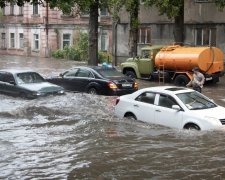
186,67,205,93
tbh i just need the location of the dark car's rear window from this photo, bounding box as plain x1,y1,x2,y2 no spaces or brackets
96,68,124,78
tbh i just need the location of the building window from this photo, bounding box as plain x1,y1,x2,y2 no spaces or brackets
33,4,39,15
100,32,108,51
1,33,6,48
100,8,108,16
195,28,216,46
10,33,15,48
19,6,23,15
139,27,151,44
10,3,14,15
19,33,24,48
33,34,39,50
63,34,71,48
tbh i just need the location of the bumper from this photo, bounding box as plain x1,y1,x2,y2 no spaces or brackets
107,88,137,96
205,71,224,81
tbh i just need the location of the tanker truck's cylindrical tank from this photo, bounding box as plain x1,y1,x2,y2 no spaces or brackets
155,46,224,74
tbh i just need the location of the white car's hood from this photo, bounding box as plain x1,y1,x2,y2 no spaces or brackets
19,82,63,92
192,106,225,120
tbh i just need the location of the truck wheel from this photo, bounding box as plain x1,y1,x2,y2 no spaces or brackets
174,75,189,86
125,70,136,79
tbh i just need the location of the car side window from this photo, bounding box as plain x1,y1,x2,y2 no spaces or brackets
0,72,15,84
76,69,91,78
158,94,178,109
135,92,156,105
63,69,78,77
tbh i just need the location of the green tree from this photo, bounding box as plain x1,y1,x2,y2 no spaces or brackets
109,0,139,57
143,0,184,44
126,0,139,57
215,0,225,10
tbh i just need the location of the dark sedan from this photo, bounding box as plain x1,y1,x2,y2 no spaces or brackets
0,69,65,99
47,66,138,96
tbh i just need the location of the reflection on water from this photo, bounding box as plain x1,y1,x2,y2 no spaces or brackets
1,55,225,179
1,93,225,179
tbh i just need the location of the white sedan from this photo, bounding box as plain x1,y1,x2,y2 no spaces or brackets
115,86,225,131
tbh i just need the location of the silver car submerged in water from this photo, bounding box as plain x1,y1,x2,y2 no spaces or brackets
0,69,65,99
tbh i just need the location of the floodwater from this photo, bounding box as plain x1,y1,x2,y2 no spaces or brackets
1,55,225,179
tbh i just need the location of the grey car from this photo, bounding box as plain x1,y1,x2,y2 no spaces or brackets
0,69,65,99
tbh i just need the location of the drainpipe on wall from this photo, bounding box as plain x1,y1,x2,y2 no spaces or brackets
45,0,49,57
112,20,118,66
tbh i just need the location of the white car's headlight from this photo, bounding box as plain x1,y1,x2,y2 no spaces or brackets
204,116,218,121
204,116,221,125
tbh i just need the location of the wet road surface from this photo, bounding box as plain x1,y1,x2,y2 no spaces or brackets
1,55,225,179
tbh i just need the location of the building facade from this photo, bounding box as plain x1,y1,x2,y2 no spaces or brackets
0,2,112,58
113,0,225,64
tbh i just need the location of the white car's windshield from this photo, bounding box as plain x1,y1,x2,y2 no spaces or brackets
176,91,217,110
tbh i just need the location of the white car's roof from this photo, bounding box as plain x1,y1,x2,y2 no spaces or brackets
137,86,194,95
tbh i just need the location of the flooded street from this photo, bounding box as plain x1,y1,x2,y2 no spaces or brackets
1,55,225,179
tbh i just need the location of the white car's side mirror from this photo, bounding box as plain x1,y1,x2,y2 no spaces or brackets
172,105,181,111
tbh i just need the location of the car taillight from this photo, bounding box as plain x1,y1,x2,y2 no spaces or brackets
134,82,138,89
115,97,120,105
108,82,118,89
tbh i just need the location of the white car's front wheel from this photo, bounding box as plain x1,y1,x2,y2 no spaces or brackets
124,112,137,120
184,123,200,131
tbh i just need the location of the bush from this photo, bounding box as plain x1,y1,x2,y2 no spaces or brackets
52,49,64,59
98,51,112,64
52,31,88,61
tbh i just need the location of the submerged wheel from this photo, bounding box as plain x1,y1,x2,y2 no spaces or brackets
174,74,189,86
124,112,137,120
20,92,28,99
125,70,136,79
184,123,200,131
88,87,97,95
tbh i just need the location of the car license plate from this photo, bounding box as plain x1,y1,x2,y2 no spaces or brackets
206,77,213,81
122,83,132,87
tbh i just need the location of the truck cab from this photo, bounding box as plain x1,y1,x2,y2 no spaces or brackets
121,45,164,79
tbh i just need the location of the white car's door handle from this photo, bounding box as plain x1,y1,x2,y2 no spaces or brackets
155,109,161,112
134,104,139,107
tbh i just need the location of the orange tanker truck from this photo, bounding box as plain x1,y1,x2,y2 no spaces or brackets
121,45,224,86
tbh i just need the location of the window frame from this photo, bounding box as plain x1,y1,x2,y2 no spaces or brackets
138,27,151,44
62,33,71,48
1,33,6,49
100,31,108,51
10,33,15,48
19,6,24,16
19,33,24,49
194,27,216,46
10,2,14,15
33,33,39,50
33,3,39,15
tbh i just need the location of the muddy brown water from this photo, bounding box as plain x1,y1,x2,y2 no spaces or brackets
1,55,225,179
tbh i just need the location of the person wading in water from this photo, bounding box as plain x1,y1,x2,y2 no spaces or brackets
186,67,205,93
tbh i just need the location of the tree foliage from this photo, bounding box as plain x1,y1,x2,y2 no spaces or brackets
143,0,184,44
215,0,225,11
143,0,183,19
